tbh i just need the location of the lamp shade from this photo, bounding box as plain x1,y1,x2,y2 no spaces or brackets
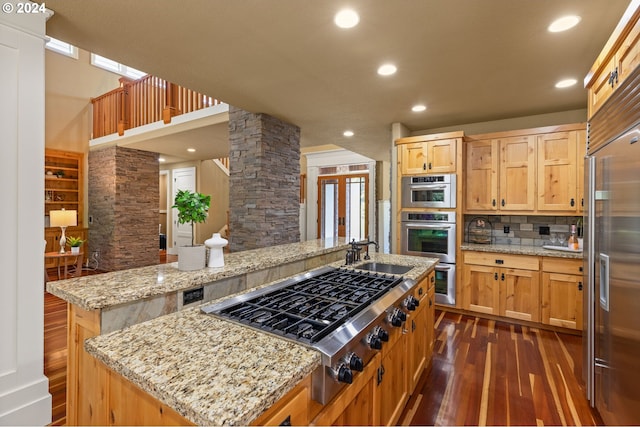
49,209,77,227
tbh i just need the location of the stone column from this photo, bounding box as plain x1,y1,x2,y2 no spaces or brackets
228,106,301,251
88,146,159,271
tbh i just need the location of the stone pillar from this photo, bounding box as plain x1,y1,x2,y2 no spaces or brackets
228,106,301,251
88,146,159,271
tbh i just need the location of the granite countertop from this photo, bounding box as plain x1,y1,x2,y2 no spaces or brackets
460,243,584,259
46,238,349,311
84,253,437,426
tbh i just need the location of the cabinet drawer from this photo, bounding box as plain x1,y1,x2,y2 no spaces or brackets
463,251,539,270
252,376,310,426
542,257,583,275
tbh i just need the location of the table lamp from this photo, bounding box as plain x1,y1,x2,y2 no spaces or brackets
49,209,77,253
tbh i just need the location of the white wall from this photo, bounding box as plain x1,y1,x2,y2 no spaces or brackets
0,4,52,425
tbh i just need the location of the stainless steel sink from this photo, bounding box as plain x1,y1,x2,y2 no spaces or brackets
355,262,413,275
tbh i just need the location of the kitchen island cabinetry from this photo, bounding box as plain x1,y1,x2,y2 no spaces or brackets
541,258,584,330
378,321,409,426
462,252,540,322
396,132,460,175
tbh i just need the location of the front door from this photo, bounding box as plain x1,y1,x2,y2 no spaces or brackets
317,174,368,241
171,167,196,252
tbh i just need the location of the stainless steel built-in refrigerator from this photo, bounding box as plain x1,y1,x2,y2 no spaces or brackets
584,124,640,425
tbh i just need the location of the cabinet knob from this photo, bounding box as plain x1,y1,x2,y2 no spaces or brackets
494,272,498,280
501,199,505,207
501,273,505,281
492,199,496,207
578,282,583,291
428,162,432,170
422,163,426,170
570,198,575,207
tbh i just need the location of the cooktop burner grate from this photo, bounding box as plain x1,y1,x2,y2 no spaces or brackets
214,268,403,344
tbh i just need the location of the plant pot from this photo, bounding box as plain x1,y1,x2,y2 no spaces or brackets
71,246,80,254
177,245,206,271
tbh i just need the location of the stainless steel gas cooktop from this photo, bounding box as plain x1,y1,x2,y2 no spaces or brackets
201,265,418,404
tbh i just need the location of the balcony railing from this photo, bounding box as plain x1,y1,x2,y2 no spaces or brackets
91,75,221,139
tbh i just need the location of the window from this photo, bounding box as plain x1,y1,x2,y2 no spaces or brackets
90,53,147,79
45,37,78,59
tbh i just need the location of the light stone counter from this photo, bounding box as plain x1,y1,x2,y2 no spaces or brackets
47,238,348,308
461,243,584,259
84,253,437,426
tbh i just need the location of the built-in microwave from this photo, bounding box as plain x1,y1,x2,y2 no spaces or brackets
401,174,456,209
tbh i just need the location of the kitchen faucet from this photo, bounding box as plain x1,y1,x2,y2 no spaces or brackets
345,237,378,265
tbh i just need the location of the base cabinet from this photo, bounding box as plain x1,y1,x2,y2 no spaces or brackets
462,252,540,322
541,258,584,330
378,326,408,426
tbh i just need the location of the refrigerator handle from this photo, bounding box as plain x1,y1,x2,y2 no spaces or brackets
599,253,610,312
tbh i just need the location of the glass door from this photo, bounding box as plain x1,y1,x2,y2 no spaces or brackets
318,174,368,241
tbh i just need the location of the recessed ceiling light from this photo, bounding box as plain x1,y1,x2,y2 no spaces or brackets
377,63,397,76
555,78,577,88
412,104,427,112
158,157,166,162
548,15,581,32
334,9,359,29
343,130,354,137
187,148,196,152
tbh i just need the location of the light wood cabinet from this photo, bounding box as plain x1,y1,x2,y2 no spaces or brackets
425,273,436,365
252,376,311,426
397,134,458,175
464,125,586,215
377,324,408,426
585,3,640,119
462,252,540,322
541,258,584,330
465,136,535,212
407,275,430,392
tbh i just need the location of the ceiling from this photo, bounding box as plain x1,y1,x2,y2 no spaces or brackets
45,0,630,162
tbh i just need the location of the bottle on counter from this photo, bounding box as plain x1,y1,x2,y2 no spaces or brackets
568,224,579,250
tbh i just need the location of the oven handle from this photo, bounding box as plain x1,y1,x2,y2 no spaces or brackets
410,184,448,190
435,264,453,271
402,222,453,230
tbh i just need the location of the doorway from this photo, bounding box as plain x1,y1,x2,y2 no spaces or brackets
317,173,369,241
171,166,196,252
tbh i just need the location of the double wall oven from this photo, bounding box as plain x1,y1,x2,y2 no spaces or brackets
400,173,457,306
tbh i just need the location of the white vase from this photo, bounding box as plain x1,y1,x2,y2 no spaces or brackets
205,233,228,268
178,245,206,271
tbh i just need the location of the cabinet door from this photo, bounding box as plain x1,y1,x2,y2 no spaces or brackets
426,280,435,363
500,268,540,323
400,143,428,175
426,138,456,173
378,333,408,426
408,304,427,392
537,131,578,212
499,136,536,211
462,263,499,315
541,272,583,330
465,140,498,211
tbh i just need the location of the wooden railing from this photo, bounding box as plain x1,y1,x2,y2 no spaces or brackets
91,75,221,139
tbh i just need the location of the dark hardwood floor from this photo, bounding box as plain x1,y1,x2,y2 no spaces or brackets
401,310,602,426
43,250,177,426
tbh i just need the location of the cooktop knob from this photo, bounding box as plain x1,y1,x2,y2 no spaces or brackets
396,308,408,322
389,311,403,327
345,353,364,372
337,364,353,384
404,296,418,311
375,326,389,342
366,332,382,350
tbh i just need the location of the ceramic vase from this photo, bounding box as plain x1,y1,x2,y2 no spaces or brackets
71,246,80,254
205,233,228,268
178,245,206,271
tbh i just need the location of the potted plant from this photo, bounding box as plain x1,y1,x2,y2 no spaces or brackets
66,236,84,254
172,189,211,271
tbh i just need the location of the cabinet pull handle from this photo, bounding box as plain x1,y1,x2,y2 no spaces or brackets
501,199,505,207
494,272,498,280
570,198,575,207
578,282,583,291
492,199,496,207
501,273,505,281
279,415,292,426
412,319,416,331
581,198,584,207
377,364,385,385
423,163,427,170
418,287,424,295
495,259,504,265
579,266,583,272
429,298,433,307
428,162,432,170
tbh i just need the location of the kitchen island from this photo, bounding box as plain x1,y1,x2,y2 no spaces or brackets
48,241,437,426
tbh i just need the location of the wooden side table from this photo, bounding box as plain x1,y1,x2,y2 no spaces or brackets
45,251,83,281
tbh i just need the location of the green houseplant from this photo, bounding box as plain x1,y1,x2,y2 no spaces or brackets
172,189,211,270
66,236,84,254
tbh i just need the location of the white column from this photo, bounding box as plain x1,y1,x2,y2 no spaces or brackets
0,4,52,425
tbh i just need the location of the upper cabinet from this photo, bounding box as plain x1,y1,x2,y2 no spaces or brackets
585,2,640,119
464,125,586,215
396,132,460,175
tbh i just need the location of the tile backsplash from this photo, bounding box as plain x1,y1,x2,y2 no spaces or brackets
464,215,583,247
